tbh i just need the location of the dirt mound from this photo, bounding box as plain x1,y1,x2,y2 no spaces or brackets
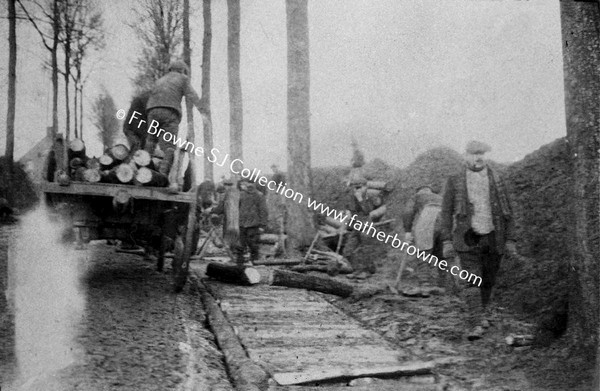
495,138,571,323
309,140,572,322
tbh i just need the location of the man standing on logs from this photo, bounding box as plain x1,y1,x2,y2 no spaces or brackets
343,176,387,278
441,140,518,341
144,60,208,192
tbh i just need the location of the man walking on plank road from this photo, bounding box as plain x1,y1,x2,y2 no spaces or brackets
144,60,209,192
441,140,518,341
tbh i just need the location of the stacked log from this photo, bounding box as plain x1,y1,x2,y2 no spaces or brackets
57,134,170,188
135,167,168,187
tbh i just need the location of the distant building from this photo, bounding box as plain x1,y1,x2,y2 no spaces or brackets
18,127,61,185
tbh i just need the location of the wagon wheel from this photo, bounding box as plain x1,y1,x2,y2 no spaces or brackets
172,217,200,293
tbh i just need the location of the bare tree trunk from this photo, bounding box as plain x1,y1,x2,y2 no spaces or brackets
73,84,78,139
226,0,242,242
6,0,16,177
202,0,214,182
227,0,242,162
286,0,314,251
64,18,72,144
183,0,194,172
560,1,600,384
79,85,83,138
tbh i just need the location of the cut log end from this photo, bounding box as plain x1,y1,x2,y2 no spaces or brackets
115,163,135,183
133,149,152,167
135,167,168,187
206,263,261,285
83,168,101,183
69,138,85,152
99,154,114,167
244,268,261,285
111,144,130,161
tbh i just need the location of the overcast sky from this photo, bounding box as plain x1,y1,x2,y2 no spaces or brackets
0,0,566,177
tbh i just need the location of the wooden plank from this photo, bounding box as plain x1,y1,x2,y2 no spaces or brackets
221,301,330,313
234,326,375,341
272,361,434,386
248,344,402,360
40,181,195,203
271,383,441,391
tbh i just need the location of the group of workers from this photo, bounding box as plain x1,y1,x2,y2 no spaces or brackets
123,59,516,341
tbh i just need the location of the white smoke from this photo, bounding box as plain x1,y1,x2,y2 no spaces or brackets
6,206,86,390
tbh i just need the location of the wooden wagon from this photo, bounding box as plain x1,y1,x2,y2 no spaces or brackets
41,138,200,293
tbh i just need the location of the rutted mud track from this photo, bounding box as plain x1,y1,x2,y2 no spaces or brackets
0,236,232,391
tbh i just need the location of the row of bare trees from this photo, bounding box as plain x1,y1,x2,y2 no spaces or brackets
4,0,105,178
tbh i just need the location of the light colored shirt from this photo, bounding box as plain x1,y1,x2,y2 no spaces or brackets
466,167,494,235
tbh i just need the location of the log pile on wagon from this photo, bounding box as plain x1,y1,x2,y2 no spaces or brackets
66,137,169,187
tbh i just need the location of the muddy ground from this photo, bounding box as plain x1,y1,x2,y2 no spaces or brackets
327,252,593,391
0,219,594,391
0,224,232,391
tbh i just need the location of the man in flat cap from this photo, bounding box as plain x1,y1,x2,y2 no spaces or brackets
441,140,517,340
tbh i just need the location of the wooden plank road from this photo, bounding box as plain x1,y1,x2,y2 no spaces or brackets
205,281,434,386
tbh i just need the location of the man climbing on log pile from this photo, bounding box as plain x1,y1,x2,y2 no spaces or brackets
143,60,209,193
441,140,518,341
343,176,387,278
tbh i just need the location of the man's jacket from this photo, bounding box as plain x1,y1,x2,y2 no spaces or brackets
146,72,204,117
440,166,515,254
239,189,269,228
211,189,268,229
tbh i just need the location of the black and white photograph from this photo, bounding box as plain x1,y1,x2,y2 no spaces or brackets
0,0,598,390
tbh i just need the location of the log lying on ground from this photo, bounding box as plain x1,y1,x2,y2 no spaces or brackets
206,263,261,285
68,138,86,159
252,258,302,266
291,264,353,274
271,269,354,297
198,283,269,391
135,167,168,187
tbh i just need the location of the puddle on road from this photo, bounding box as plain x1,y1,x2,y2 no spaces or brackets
6,206,86,390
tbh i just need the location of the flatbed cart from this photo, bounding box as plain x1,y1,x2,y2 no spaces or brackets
41,180,200,292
